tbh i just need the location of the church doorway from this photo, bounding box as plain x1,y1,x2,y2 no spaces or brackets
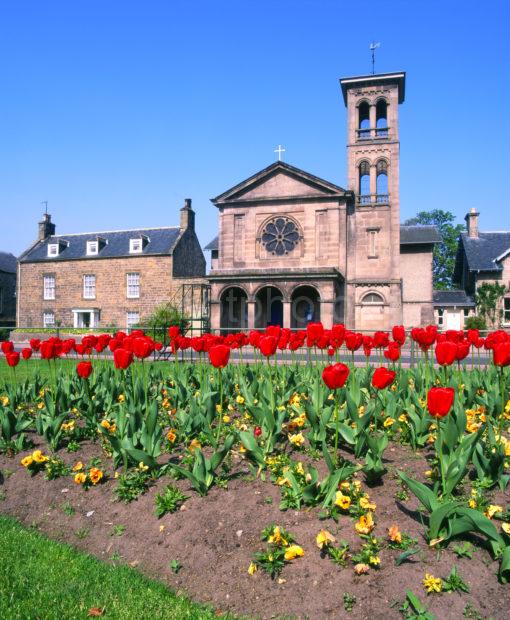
220,287,248,333
255,286,283,328
291,286,320,329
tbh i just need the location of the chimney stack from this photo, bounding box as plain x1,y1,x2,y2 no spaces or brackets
38,213,56,241
180,198,195,231
465,208,479,239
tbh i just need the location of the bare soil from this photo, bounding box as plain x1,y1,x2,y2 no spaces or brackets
1,438,509,620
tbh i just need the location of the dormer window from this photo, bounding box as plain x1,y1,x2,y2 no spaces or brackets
130,238,143,254
87,241,99,255
47,244,59,257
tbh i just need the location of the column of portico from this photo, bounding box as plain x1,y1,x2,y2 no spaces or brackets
247,301,256,330
283,300,292,329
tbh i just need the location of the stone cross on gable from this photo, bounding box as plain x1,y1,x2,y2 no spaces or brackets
274,145,285,161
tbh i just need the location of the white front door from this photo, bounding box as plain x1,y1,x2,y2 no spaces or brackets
445,310,461,330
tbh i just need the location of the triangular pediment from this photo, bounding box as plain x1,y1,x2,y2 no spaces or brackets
212,161,347,205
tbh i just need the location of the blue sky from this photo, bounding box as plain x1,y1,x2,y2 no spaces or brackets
1,0,509,256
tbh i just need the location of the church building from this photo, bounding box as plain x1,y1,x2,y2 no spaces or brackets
205,72,441,332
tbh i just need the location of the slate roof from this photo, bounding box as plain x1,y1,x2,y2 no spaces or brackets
433,290,475,307
204,236,218,251
19,228,181,263
204,226,441,252
0,252,17,273
459,232,510,272
400,225,442,245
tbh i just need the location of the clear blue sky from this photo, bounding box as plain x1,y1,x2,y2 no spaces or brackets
2,0,509,256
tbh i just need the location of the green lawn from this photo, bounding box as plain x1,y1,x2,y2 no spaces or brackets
0,515,234,620
0,358,174,384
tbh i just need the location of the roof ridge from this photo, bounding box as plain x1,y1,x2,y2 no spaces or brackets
52,226,179,237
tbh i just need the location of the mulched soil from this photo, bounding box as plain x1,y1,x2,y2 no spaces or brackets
1,438,509,620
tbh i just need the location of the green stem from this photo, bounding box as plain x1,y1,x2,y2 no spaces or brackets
334,389,341,466
216,368,223,442
437,419,446,498
500,368,506,433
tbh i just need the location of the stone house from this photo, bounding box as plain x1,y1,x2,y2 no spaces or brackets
0,252,17,327
452,209,510,328
205,72,441,332
17,200,206,330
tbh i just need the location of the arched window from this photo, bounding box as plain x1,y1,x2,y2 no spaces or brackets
376,160,388,203
362,292,384,305
358,101,370,139
376,99,388,137
359,161,371,204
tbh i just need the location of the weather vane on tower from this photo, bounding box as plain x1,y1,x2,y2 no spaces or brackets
369,41,380,74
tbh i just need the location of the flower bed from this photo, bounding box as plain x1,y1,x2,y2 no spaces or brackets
1,323,510,618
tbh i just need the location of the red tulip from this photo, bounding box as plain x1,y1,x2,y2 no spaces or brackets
392,325,406,346
21,348,32,360
384,342,400,362
493,342,510,367
133,337,153,359
259,335,278,358
306,322,324,346
6,352,19,367
322,363,350,390
208,344,230,369
345,332,363,352
168,326,180,340
371,367,396,390
435,341,457,366
1,341,14,355
40,340,57,360
76,361,93,379
29,338,41,351
427,387,455,418
254,426,262,437
467,329,479,345
456,342,471,362
113,348,133,370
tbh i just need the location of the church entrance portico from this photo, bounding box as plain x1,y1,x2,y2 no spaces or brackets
209,270,344,332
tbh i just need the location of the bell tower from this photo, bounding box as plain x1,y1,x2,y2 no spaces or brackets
339,72,406,329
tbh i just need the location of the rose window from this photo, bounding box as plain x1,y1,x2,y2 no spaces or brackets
261,217,301,256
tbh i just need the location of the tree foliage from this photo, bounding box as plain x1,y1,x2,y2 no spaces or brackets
404,210,464,290
475,282,507,328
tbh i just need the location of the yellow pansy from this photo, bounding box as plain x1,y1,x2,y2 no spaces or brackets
21,455,33,467
31,450,48,464
335,492,351,511
485,505,503,519
248,562,257,575
284,545,304,561
316,530,335,549
359,496,376,511
355,512,374,535
74,472,86,485
288,432,305,447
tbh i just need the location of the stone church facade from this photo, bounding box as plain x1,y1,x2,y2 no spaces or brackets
206,72,441,332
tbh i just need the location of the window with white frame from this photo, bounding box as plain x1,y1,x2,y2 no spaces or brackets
504,298,510,324
47,244,59,257
83,274,96,299
43,275,55,300
43,311,55,327
437,308,444,328
129,238,143,254
127,272,140,298
126,311,139,328
86,241,99,255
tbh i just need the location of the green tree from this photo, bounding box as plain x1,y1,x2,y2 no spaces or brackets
404,209,464,290
475,282,506,328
